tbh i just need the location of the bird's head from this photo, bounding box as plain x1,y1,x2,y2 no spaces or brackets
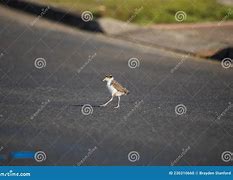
103,74,113,82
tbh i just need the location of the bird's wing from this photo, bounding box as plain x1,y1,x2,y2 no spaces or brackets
111,80,129,94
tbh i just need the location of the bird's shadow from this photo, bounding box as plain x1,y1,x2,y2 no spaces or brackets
70,104,102,107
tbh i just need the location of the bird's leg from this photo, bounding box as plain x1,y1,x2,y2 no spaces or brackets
100,96,113,107
114,96,120,108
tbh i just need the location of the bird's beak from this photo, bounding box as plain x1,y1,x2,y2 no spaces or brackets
102,78,106,81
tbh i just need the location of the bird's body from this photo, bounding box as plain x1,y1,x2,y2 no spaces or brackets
100,75,129,108
107,80,128,96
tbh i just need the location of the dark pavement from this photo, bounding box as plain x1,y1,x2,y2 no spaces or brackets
0,6,233,166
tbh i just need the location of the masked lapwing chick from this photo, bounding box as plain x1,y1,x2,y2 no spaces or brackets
100,75,129,108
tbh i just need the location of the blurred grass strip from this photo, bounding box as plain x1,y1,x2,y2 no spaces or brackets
41,0,233,24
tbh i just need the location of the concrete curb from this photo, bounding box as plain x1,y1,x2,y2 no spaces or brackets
0,0,103,33
0,0,139,35
149,21,233,30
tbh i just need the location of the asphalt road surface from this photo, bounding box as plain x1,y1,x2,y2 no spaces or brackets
0,6,233,166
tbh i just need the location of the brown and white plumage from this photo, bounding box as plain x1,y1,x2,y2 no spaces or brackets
100,75,129,108
111,80,129,95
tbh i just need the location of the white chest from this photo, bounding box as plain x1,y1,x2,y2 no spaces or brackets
107,82,117,95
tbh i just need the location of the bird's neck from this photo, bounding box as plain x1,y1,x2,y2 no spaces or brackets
107,79,113,86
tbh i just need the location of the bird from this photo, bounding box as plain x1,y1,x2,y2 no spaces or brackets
100,75,129,108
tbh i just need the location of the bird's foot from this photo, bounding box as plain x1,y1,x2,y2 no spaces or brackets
114,105,120,109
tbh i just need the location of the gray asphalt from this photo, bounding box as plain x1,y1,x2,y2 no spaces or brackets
0,6,233,166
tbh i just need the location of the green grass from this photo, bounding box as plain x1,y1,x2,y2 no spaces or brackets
41,0,233,25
